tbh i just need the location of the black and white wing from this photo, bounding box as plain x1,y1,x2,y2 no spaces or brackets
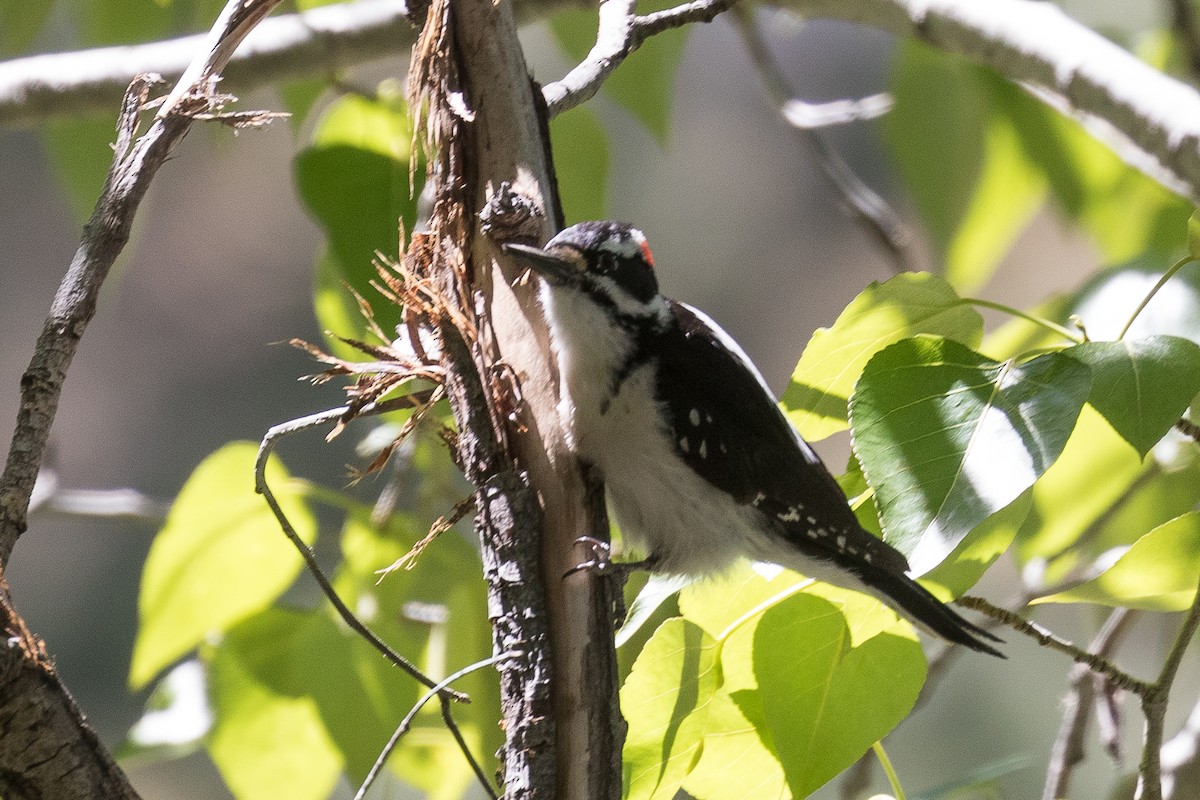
657,301,1002,656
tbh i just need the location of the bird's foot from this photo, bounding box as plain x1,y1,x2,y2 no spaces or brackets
564,537,657,630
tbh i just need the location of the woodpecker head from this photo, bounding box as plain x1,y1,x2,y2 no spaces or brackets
503,221,668,327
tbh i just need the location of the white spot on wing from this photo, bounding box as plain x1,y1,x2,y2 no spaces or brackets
689,408,701,426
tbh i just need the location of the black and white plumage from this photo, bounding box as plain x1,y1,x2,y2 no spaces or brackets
504,221,1002,656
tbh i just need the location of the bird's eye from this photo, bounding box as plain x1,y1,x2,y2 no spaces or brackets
596,252,619,274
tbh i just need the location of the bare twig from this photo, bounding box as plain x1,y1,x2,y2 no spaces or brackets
730,6,915,273
543,0,740,116
353,652,516,800
254,397,467,701
956,596,1153,696
1138,574,1200,800
785,0,1200,201
0,2,294,795
1043,608,1136,800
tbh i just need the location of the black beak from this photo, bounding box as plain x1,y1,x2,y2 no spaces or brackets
502,242,577,285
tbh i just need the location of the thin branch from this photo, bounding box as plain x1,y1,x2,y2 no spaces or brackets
353,652,516,800
543,0,740,117
0,0,415,127
785,0,1200,201
956,596,1154,696
731,6,915,273
254,396,468,701
0,3,295,795
1043,608,1136,800
1138,574,1200,800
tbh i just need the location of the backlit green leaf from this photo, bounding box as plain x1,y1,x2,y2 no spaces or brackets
1065,336,1200,456
622,618,719,800
1189,209,1200,260
782,272,982,441
753,594,925,799
130,442,314,689
851,337,1090,573
208,617,342,800
885,42,1046,293
1034,513,1200,611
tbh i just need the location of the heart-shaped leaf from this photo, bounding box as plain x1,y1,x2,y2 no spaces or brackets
851,336,1090,573
1064,336,1200,456
782,273,982,441
1034,512,1200,611
753,594,925,798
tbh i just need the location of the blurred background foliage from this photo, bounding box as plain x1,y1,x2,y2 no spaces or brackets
2,0,1200,798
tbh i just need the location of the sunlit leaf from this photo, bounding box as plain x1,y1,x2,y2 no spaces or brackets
851,336,1090,573
782,273,982,441
130,442,315,689
1034,513,1200,610
622,618,719,800
1013,406,1148,569
1065,336,1200,456
918,490,1030,602
753,594,924,799
208,619,343,800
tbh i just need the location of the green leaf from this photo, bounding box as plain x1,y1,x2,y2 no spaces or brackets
549,0,687,141
851,336,1090,573
1189,209,1200,261
130,442,315,689
919,490,1030,602
208,617,343,800
1034,513,1200,610
294,92,417,351
549,106,609,224
279,78,328,133
0,0,56,53
681,689,787,800
1014,405,1148,569
1065,336,1200,456
885,42,1046,293
753,594,925,799
622,618,719,800
782,272,983,441
325,512,498,786
42,116,118,224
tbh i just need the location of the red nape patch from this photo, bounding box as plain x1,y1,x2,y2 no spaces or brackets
640,240,655,268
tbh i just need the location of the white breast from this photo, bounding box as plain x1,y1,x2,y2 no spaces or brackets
541,285,757,575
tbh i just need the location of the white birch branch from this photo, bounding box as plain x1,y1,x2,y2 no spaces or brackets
785,0,1200,199
0,0,415,126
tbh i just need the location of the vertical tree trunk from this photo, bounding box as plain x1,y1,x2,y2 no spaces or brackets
411,0,626,796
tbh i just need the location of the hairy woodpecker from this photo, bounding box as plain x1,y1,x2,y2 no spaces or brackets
504,221,1002,656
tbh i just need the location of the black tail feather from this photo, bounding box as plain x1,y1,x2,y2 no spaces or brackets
863,567,1005,658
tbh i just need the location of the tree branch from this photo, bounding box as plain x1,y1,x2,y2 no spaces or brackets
730,5,915,273
0,2,290,797
1042,608,1135,800
542,0,740,116
0,0,416,127
785,0,1200,201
